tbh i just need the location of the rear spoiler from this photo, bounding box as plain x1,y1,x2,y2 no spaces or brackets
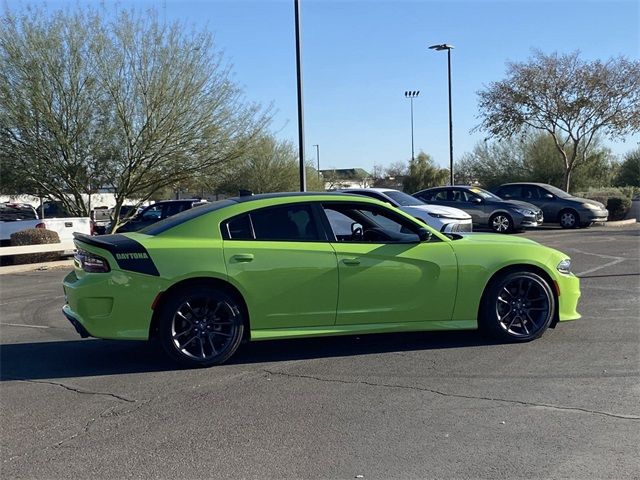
74,233,159,276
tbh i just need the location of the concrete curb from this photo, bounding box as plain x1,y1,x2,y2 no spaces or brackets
0,259,73,275
594,219,637,227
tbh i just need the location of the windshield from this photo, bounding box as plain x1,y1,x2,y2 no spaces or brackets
543,184,573,198
383,190,424,207
467,187,501,200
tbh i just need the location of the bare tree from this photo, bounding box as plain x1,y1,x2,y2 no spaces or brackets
0,7,270,229
476,50,640,191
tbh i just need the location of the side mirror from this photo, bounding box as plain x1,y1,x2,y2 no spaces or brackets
470,197,482,204
418,227,432,242
544,193,554,199
351,222,363,239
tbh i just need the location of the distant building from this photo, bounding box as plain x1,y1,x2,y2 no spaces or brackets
320,168,371,190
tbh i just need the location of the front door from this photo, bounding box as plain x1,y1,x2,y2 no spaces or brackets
321,202,458,325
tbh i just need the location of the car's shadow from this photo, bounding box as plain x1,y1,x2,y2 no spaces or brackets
0,330,498,381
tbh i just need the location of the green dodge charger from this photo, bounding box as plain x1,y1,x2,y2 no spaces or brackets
63,193,581,367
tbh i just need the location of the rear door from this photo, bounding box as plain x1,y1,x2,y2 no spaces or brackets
222,203,339,329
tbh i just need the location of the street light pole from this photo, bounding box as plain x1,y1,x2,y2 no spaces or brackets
429,43,454,186
312,144,320,182
294,0,306,191
404,91,419,162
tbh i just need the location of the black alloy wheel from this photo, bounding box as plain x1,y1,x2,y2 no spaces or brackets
481,271,555,342
158,286,244,367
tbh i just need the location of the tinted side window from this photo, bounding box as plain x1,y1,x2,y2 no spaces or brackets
141,205,163,220
415,191,437,201
165,203,188,217
252,204,319,241
223,204,321,242
433,190,450,201
497,185,522,199
226,214,253,240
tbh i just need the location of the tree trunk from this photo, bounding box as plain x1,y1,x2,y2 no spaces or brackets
562,168,572,192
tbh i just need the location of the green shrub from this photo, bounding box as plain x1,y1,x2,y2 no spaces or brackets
9,228,62,265
606,197,632,221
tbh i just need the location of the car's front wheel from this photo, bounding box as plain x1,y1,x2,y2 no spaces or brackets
559,209,579,229
489,213,513,233
480,271,555,342
158,286,244,367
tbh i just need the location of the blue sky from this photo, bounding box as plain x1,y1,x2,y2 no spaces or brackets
9,0,640,172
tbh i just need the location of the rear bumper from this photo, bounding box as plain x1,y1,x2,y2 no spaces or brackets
62,269,162,340
62,305,91,338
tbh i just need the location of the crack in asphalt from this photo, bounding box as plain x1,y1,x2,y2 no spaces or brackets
7,378,136,403
263,369,640,421
4,398,150,463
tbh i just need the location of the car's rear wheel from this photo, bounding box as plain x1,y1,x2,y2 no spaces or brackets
480,271,555,342
489,213,513,233
559,209,579,229
158,286,244,367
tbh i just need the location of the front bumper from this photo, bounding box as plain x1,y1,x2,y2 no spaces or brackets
580,209,609,223
556,272,581,322
519,212,544,228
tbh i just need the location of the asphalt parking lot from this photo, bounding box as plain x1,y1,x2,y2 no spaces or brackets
1,225,639,479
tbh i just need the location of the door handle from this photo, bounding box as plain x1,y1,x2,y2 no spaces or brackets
342,258,360,266
231,254,254,263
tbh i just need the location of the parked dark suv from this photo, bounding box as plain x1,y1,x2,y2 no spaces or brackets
413,186,543,233
117,199,207,232
492,182,608,228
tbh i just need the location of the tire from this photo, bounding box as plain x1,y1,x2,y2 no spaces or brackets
489,213,513,233
158,286,244,367
480,271,555,342
559,209,579,229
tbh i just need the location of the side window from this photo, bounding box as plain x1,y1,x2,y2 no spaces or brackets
141,204,163,220
432,190,449,201
499,185,522,199
522,186,539,200
450,189,466,202
323,203,424,243
226,214,253,240
252,205,319,241
223,204,321,242
165,203,187,218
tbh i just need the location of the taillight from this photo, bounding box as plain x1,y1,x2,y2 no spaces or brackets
74,248,110,273
35,222,45,229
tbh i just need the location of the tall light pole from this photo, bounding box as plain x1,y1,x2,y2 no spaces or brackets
429,43,454,186
294,0,306,191
312,144,320,181
404,91,420,162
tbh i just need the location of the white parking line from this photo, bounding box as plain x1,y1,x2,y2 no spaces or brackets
0,323,51,329
569,248,630,276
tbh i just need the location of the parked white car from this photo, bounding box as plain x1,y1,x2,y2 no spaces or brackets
339,188,473,233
